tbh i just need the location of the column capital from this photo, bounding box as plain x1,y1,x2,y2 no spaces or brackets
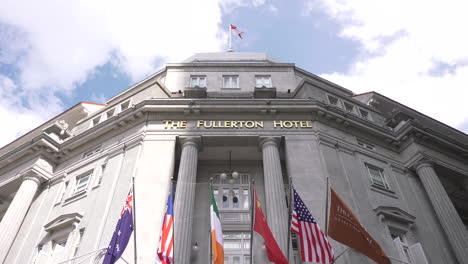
179,136,202,151
259,136,281,150
413,159,435,171
20,165,53,184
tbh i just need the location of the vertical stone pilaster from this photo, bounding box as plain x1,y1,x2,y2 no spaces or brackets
173,137,201,264
0,175,42,263
260,136,288,255
415,161,468,264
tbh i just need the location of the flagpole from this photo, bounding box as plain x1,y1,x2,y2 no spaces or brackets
132,176,138,264
209,178,213,264
228,24,232,51
171,177,175,264
249,179,255,264
325,176,329,237
286,176,293,262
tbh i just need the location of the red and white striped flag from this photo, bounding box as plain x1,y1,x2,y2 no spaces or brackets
291,188,335,264
230,24,244,39
156,190,173,264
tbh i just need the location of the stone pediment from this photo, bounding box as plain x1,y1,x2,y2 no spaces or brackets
374,206,416,225
44,212,83,232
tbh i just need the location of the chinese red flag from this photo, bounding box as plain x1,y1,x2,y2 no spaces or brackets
253,190,289,264
328,189,391,264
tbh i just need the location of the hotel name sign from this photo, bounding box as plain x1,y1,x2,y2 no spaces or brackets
163,120,312,129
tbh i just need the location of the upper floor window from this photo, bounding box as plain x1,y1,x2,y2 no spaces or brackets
343,102,354,112
212,173,251,222
392,232,429,264
223,76,239,89
74,173,91,194
190,76,207,88
359,108,370,119
327,95,340,106
255,75,272,88
366,163,389,189
120,100,130,112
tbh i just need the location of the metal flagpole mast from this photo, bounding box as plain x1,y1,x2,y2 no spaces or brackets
209,178,213,264
228,24,232,51
132,176,138,264
325,176,329,237
286,176,293,262
171,177,175,264
249,179,255,264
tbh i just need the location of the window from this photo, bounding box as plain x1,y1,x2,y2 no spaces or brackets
366,163,389,189
223,76,239,88
74,173,91,194
359,108,370,119
343,102,354,112
212,174,251,222
92,116,101,127
392,233,428,264
190,76,206,88
255,76,272,88
327,95,339,106
357,139,375,150
120,100,130,112
106,108,115,119
223,232,251,264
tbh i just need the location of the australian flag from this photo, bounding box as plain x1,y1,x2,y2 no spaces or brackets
103,188,134,264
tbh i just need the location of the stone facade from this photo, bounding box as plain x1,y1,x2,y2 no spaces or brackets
0,52,467,264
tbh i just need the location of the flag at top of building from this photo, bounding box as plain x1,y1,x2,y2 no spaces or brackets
230,24,244,39
156,189,173,264
291,188,334,264
103,187,134,264
210,187,224,264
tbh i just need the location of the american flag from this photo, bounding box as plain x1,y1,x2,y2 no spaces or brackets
291,188,335,264
156,189,173,264
103,188,134,264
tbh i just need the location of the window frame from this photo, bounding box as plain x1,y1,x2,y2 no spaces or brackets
189,75,207,88
365,163,389,189
255,75,272,88
73,172,92,195
223,75,239,89
327,94,340,107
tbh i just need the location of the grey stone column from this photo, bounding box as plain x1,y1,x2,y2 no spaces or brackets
415,161,468,264
0,174,41,263
260,137,288,255
173,137,201,264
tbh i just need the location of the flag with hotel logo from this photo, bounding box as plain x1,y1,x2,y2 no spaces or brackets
103,187,134,264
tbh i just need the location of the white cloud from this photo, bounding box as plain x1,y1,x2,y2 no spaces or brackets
307,0,468,132
0,0,226,147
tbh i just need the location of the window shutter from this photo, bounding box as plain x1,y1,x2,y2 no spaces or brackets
409,243,429,264
393,237,409,263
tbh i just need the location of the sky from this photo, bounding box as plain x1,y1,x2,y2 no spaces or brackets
1,0,468,148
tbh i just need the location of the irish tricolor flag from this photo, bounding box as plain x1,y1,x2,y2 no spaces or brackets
210,188,224,264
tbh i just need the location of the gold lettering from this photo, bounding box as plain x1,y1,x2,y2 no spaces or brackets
204,121,212,128
283,121,293,128
224,121,231,128
255,121,264,128
273,120,282,128
164,120,172,129
180,121,187,129
245,121,255,128
197,120,204,128
231,121,238,128
238,121,245,128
